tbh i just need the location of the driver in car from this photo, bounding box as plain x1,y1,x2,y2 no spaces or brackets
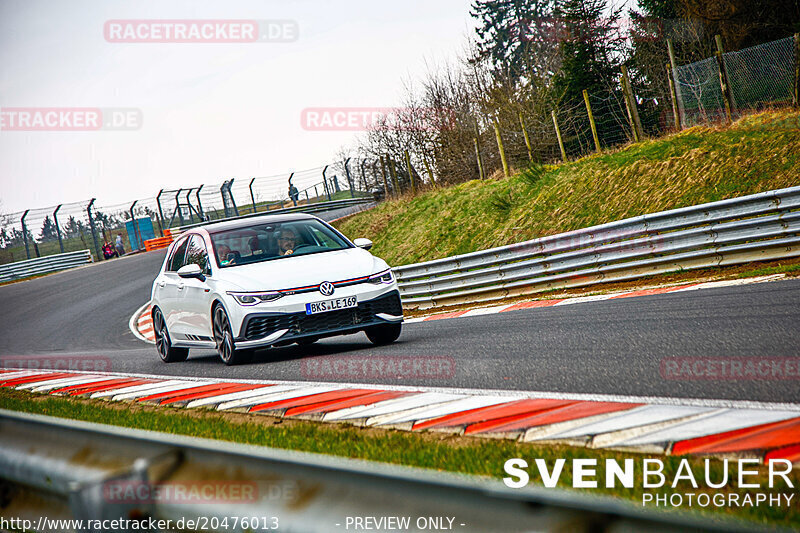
277,228,299,256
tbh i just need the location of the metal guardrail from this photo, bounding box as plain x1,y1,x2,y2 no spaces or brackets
177,197,375,232
0,250,93,283
394,186,800,309
0,409,760,533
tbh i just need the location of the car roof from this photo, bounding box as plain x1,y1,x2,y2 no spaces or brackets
199,213,321,235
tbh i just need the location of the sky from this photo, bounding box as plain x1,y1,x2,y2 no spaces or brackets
0,0,476,214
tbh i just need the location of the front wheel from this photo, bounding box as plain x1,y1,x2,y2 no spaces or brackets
213,305,253,365
365,323,402,345
153,308,189,363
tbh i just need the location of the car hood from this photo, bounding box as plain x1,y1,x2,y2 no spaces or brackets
215,248,390,291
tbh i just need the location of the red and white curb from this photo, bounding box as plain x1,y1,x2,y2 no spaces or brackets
2,368,799,464
404,274,788,323
130,302,154,344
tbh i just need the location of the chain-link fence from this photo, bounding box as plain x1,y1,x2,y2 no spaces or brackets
676,36,796,126
0,160,375,266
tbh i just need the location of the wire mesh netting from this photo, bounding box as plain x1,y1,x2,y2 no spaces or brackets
675,36,795,125
724,36,795,112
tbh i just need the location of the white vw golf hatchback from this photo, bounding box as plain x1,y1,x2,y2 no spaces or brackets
150,214,403,365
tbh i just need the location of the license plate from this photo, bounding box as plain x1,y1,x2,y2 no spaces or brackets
306,296,357,315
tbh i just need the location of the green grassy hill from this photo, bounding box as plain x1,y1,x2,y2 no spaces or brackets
333,109,800,266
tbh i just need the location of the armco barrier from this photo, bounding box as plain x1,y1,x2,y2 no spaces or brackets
394,186,800,309
0,250,93,283
0,409,749,532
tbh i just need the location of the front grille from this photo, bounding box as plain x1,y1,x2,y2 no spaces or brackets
243,291,402,341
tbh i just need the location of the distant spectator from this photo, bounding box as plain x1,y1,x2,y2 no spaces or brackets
115,234,125,256
288,184,300,205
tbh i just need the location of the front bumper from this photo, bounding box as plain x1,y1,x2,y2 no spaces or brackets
235,290,403,348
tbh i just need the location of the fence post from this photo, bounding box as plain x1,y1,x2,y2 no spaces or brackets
518,112,533,161
176,189,185,225
195,185,205,221
551,110,567,161
379,157,390,197
714,35,734,124
667,39,685,129
20,210,31,259
155,189,166,236
793,33,799,108
403,150,416,194
129,200,142,251
322,165,332,201
359,160,367,191
249,178,258,213
423,157,435,185
666,62,681,130
492,120,510,177
582,90,601,153
621,65,643,141
86,199,101,260
387,156,400,194
53,204,64,253
344,158,355,198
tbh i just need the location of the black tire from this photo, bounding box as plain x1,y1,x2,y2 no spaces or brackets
153,308,189,363
365,323,402,345
295,337,319,347
212,305,253,365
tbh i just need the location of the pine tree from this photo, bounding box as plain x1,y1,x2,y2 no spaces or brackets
552,0,625,107
40,216,58,241
471,0,556,83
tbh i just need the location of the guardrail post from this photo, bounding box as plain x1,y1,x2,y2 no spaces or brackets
321,165,332,201
155,189,166,237
86,199,101,260
714,35,734,124
20,210,31,259
344,158,355,198
583,90,601,153
249,177,257,213
53,204,64,253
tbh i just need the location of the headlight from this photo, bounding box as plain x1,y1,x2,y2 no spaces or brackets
368,269,394,284
227,291,284,306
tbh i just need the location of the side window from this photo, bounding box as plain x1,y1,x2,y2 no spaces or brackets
167,238,190,272
185,235,211,274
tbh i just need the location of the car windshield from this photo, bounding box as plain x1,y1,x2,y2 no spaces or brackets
209,219,351,268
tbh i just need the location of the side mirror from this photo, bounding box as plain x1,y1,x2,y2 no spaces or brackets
177,263,206,281
353,238,373,250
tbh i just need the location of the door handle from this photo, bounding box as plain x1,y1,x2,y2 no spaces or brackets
177,283,185,290
158,281,166,287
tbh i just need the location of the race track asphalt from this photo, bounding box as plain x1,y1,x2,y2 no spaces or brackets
1,247,798,404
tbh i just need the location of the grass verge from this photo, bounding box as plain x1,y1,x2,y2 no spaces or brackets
0,387,796,528
333,109,800,267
